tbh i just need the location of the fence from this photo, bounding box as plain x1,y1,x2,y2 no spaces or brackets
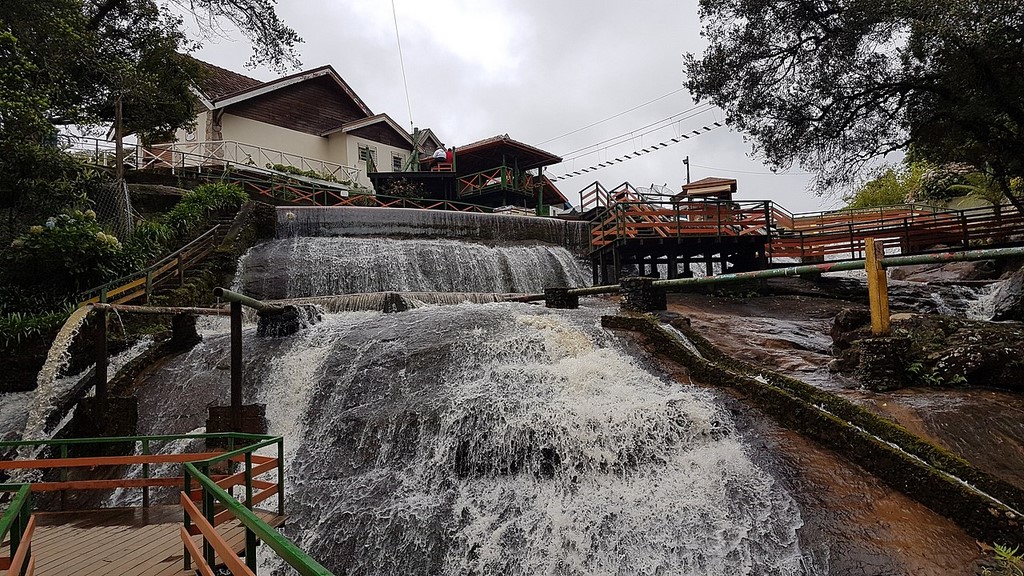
0,432,331,575
60,136,361,185
77,224,221,307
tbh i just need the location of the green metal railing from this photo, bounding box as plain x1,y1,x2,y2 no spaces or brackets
0,484,33,576
1,432,333,576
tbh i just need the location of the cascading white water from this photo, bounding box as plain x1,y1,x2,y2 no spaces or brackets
278,206,591,252
108,223,811,574
237,236,589,300
138,303,807,575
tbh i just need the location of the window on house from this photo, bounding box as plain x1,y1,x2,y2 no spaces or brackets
358,145,377,170
392,154,404,172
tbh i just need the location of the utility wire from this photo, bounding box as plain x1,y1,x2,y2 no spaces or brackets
391,0,414,131
538,87,687,145
560,104,714,161
549,121,724,182
689,162,814,176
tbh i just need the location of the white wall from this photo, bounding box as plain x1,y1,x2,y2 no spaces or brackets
169,112,415,191
343,135,412,187
220,114,332,162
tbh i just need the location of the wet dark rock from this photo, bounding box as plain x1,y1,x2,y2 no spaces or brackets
620,276,666,313
544,287,579,309
889,260,1000,282
169,314,201,350
831,308,872,352
256,304,322,337
855,336,911,391
991,267,1024,321
831,310,1024,391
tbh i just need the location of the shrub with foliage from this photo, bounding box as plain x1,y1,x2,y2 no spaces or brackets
4,209,124,297
844,162,930,209
0,305,74,348
266,163,338,182
379,178,425,199
165,183,248,238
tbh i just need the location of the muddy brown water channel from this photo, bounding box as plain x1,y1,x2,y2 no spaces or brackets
660,290,1024,573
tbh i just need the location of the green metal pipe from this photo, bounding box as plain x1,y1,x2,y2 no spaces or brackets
652,259,865,290
213,287,282,313
552,245,1024,298
568,284,624,297
879,245,1024,268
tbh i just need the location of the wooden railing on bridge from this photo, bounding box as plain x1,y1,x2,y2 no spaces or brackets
585,188,1024,262
0,484,34,576
77,224,222,307
0,432,331,575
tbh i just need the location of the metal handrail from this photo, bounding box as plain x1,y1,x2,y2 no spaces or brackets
1,432,329,575
0,483,33,576
76,223,222,306
184,461,331,576
61,135,362,185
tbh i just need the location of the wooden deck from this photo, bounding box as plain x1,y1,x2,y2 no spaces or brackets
0,506,285,576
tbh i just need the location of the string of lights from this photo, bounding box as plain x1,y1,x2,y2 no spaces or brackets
558,103,715,161
548,122,723,182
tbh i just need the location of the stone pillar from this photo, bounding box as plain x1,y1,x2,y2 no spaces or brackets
544,287,579,309
170,314,202,350
620,276,667,313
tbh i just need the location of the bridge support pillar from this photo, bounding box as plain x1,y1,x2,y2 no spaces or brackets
544,287,579,309
620,276,666,313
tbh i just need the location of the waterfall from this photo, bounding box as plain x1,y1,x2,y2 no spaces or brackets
237,236,590,300
137,304,806,575
277,206,591,253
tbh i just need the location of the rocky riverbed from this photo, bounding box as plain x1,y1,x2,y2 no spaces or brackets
645,272,1024,573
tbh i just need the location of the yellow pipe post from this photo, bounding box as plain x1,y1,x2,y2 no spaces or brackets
865,237,890,335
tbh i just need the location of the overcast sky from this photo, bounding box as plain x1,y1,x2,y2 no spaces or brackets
187,0,844,212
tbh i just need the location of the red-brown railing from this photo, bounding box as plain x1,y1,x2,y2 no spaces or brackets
588,195,1024,262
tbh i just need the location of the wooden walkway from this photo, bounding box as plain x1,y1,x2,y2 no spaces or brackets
0,506,284,576
580,182,1024,283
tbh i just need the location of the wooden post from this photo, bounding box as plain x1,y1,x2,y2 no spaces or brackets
230,301,243,432
865,237,890,336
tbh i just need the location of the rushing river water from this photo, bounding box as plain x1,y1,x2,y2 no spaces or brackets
126,220,812,575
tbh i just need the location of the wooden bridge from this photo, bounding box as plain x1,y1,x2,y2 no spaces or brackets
581,182,1024,284
1,433,330,576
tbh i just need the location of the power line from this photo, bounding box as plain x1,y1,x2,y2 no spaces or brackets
559,104,714,161
689,163,814,176
391,0,414,131
537,87,687,145
549,122,724,182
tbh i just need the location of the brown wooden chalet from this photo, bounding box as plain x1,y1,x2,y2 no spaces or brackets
177,60,415,186
369,134,569,213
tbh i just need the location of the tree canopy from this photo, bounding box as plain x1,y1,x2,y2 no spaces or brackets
684,0,1024,209
0,0,301,240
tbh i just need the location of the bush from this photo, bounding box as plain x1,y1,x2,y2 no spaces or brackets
4,209,124,298
266,163,338,182
165,183,247,238
0,306,73,348
109,220,175,273
379,178,425,199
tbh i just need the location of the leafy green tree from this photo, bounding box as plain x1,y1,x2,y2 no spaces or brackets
845,163,929,209
87,0,301,71
685,0,1024,210
0,0,300,240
